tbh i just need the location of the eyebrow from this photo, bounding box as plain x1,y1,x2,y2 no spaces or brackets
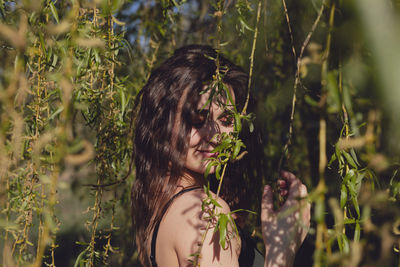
216,109,234,119
195,109,209,115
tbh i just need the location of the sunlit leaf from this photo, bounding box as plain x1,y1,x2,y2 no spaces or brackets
354,222,361,241
215,164,221,180
343,151,358,169
49,1,60,24
340,184,347,208
217,214,228,249
234,113,241,133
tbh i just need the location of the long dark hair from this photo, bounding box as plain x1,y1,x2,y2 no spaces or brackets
131,45,262,266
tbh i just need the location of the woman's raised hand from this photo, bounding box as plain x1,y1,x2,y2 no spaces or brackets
261,171,311,267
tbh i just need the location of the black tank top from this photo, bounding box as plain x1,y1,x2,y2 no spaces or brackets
150,186,263,267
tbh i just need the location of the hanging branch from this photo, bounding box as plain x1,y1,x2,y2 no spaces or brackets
241,0,262,116
192,1,262,266
278,0,327,172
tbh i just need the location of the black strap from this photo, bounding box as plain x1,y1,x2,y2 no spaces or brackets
150,186,202,267
238,227,256,266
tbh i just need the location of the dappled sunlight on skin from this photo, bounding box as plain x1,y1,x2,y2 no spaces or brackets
192,118,220,150
261,171,311,267
175,189,239,266
185,88,235,175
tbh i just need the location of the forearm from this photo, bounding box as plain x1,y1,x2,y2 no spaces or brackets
261,172,311,267
263,245,295,267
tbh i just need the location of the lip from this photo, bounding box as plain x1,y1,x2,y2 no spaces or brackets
197,150,218,158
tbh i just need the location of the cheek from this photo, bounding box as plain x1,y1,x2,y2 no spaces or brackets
222,125,234,134
188,128,201,147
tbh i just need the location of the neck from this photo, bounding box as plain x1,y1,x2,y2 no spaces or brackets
177,168,206,189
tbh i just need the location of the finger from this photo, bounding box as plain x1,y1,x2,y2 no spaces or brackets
286,177,302,202
261,185,274,215
301,202,312,241
278,179,287,189
299,198,311,222
305,202,311,224
299,183,308,199
280,189,288,197
280,170,296,183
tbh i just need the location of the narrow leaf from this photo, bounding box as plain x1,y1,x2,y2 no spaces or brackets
340,184,348,208
342,234,350,254
343,151,358,169
234,113,241,133
49,1,60,23
354,222,361,242
215,164,221,180
233,141,241,159
218,214,228,249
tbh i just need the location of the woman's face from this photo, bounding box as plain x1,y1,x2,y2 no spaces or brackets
184,88,235,175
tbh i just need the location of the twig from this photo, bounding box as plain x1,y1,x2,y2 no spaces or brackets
193,1,262,265
281,0,297,61
278,0,326,172
242,0,262,116
216,164,228,198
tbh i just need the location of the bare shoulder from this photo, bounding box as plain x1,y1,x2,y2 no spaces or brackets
158,189,240,267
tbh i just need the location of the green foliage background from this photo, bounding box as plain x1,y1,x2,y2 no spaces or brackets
0,0,399,266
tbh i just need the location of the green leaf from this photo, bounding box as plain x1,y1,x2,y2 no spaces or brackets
304,94,319,107
233,141,241,159
38,32,47,58
210,198,222,208
354,222,361,242
49,54,58,72
239,17,254,32
343,151,358,169
335,146,343,168
214,138,232,152
343,169,355,183
314,198,325,223
352,196,360,218
234,113,241,133
338,233,344,252
49,106,64,121
205,184,212,197
93,48,101,64
328,152,337,167
249,121,254,133
223,83,236,110
340,184,348,208
326,71,341,113
341,234,350,254
343,218,356,224
203,54,216,61
343,84,353,117
228,213,239,235
217,214,228,249
204,161,217,178
49,1,60,24
350,148,360,166
347,180,357,198
215,164,221,180
355,172,366,193
73,246,89,267
230,208,257,215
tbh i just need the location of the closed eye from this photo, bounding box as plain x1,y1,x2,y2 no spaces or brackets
218,112,234,127
192,110,209,128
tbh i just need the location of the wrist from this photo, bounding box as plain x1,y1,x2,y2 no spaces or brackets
264,244,295,267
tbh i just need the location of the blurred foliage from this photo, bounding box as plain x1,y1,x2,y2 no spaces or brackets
0,0,399,266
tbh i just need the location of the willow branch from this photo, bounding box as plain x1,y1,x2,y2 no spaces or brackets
241,0,262,116
278,0,326,172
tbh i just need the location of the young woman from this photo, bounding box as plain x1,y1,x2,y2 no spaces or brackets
131,45,310,267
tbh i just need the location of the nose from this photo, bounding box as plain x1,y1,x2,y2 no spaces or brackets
198,119,221,147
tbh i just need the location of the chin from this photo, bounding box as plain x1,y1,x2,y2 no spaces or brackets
185,165,216,176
